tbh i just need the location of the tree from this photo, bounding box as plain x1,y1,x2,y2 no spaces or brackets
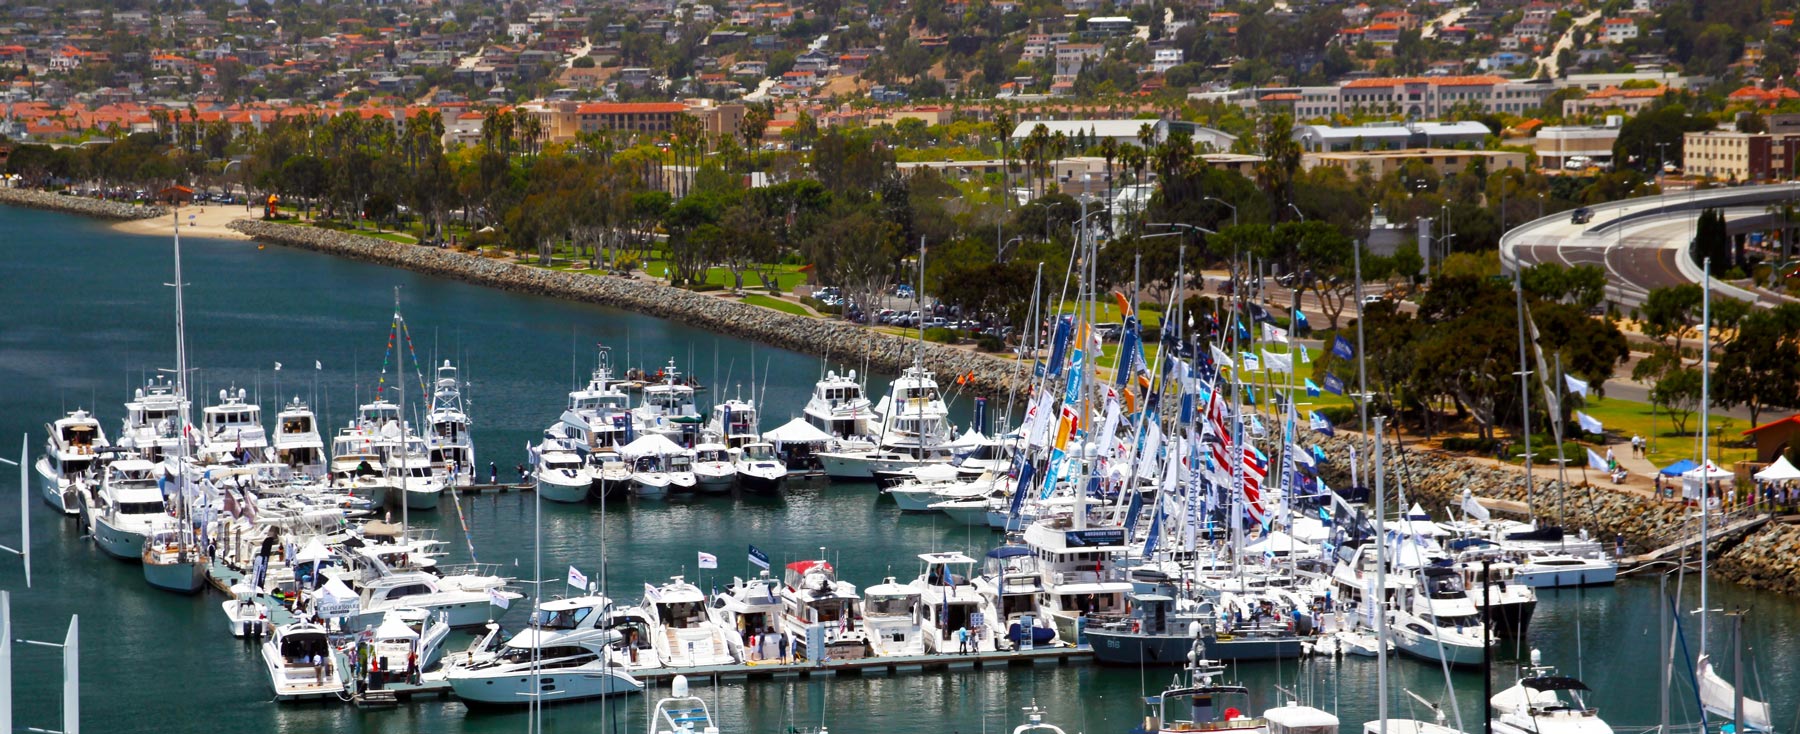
1651,365,1704,435
1639,284,1703,353
1255,113,1302,221
1689,207,1732,273
1612,101,1712,173
1712,304,1800,426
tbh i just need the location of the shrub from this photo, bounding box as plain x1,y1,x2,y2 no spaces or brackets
688,283,724,293
1443,437,1496,453
976,335,1006,352
924,327,958,344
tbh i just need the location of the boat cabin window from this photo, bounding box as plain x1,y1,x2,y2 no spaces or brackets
935,601,979,633
999,594,1036,617
744,445,775,460
144,408,176,423
532,607,594,630
283,417,313,434
657,601,705,628
1059,592,1123,615
1424,573,1465,599
635,457,660,472
278,633,330,663
118,500,166,515
808,599,849,623
865,595,915,616
380,583,436,599
902,387,939,402
407,467,433,478
668,455,692,470
61,426,96,446
60,458,93,474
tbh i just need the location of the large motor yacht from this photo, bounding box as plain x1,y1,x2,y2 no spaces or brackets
426,360,476,488
38,408,108,514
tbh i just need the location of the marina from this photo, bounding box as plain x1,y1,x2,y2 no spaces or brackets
2,206,1799,734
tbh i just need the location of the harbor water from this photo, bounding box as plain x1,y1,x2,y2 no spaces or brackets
1,206,1797,733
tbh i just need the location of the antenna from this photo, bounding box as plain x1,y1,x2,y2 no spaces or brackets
0,435,27,587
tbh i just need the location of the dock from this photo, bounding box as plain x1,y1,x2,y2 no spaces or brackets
453,482,532,494
1621,512,1773,571
391,646,1091,700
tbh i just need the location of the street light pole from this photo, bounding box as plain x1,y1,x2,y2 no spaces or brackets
1201,196,1238,228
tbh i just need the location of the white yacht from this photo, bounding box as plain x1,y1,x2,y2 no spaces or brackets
708,573,786,661
803,369,877,442
1490,656,1612,734
272,397,327,480
1022,519,1133,642
38,408,108,514
971,546,1060,649
644,576,737,667
1510,553,1617,588
196,387,272,466
706,398,761,449
555,347,636,496
82,458,166,561
535,447,593,504
350,569,520,629
691,443,737,493
621,434,696,498
392,451,446,510
633,359,702,441
910,552,997,653
445,595,645,706
426,360,476,488
861,576,926,656
117,375,187,463
261,622,345,701
222,584,270,638
328,427,390,497
733,442,788,495
1390,566,1490,667
1014,704,1071,734
779,557,869,661
816,366,957,480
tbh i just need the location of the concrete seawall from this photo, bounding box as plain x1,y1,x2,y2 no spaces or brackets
227,219,1035,401
0,188,167,220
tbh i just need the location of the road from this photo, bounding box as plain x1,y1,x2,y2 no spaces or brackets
1420,4,1473,39
1502,183,1800,310
1538,9,1601,77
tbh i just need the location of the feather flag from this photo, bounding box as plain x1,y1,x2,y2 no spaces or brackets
1331,336,1354,360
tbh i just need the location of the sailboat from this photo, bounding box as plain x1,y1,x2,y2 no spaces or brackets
142,215,207,593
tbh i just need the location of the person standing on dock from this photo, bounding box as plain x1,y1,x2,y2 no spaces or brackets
956,625,970,654
489,461,498,485
777,628,790,663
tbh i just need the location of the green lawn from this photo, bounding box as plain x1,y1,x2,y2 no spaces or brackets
639,261,810,291
1578,397,1755,467
742,294,813,317
1056,299,1163,330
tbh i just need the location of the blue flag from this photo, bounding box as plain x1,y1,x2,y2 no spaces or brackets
1310,411,1335,436
1305,378,1322,397
1235,320,1251,342
1008,462,1035,518
1323,372,1345,395
1294,310,1310,332
1115,317,1140,388
1124,490,1144,534
748,544,771,570
1139,503,1162,556
1245,384,1257,404
1331,335,1354,360
1311,444,1328,464
1047,316,1072,377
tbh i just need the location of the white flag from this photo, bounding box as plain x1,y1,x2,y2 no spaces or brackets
1240,351,1261,372
273,362,282,371
697,551,718,569
1262,350,1293,374
1461,489,1491,522
1026,391,1055,448
1587,447,1609,472
1262,323,1289,344
1576,410,1604,435
487,587,511,610
1097,394,1122,458
1210,343,1234,370
566,565,588,590
1565,374,1590,398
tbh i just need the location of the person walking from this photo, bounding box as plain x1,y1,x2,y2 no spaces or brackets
956,625,971,654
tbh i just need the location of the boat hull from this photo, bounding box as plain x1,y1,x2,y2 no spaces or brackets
36,458,80,515
402,487,441,511
693,468,735,493
1392,627,1488,667
736,470,785,495
1513,565,1617,588
1483,599,1536,639
92,517,148,561
1087,629,1195,666
936,502,993,527
537,475,592,504
886,488,941,513
448,666,642,706
144,558,207,593
816,453,875,480
1203,634,1306,661
357,600,497,630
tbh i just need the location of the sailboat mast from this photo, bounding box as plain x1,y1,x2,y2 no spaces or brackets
395,286,409,538
1513,268,1535,518
1374,415,1389,734
1698,257,1711,657
171,212,193,549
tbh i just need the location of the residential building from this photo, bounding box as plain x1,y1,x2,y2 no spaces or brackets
1683,130,1800,182
1260,76,1556,119
1054,43,1104,75
1601,18,1639,44
1563,84,1666,117
1011,118,1167,147
1087,16,1135,36
1152,49,1183,73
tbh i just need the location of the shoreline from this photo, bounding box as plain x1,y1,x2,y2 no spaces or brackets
111,203,254,240
0,186,167,221
11,196,1800,596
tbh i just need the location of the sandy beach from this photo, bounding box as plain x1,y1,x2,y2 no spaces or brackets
111,203,254,240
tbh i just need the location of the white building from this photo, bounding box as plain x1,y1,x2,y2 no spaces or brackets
1152,49,1184,73
1261,75,1557,119
1011,119,1169,147
1292,121,1493,151
1535,125,1622,170
1600,18,1639,44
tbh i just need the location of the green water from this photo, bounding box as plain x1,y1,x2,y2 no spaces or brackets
1,206,1796,733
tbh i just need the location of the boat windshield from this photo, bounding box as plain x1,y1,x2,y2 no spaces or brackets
865,594,916,616
532,606,594,630
745,445,776,460
118,500,166,515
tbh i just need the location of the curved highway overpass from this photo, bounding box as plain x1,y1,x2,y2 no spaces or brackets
1500,182,1800,309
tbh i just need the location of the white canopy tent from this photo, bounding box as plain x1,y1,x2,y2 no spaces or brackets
1681,460,1734,501
1243,530,1320,560
618,433,685,459
315,577,361,618
761,418,835,448
1753,455,1800,482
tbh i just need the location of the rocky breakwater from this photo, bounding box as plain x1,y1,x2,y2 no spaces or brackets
228,220,1034,399
0,187,167,220
1312,433,1800,594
